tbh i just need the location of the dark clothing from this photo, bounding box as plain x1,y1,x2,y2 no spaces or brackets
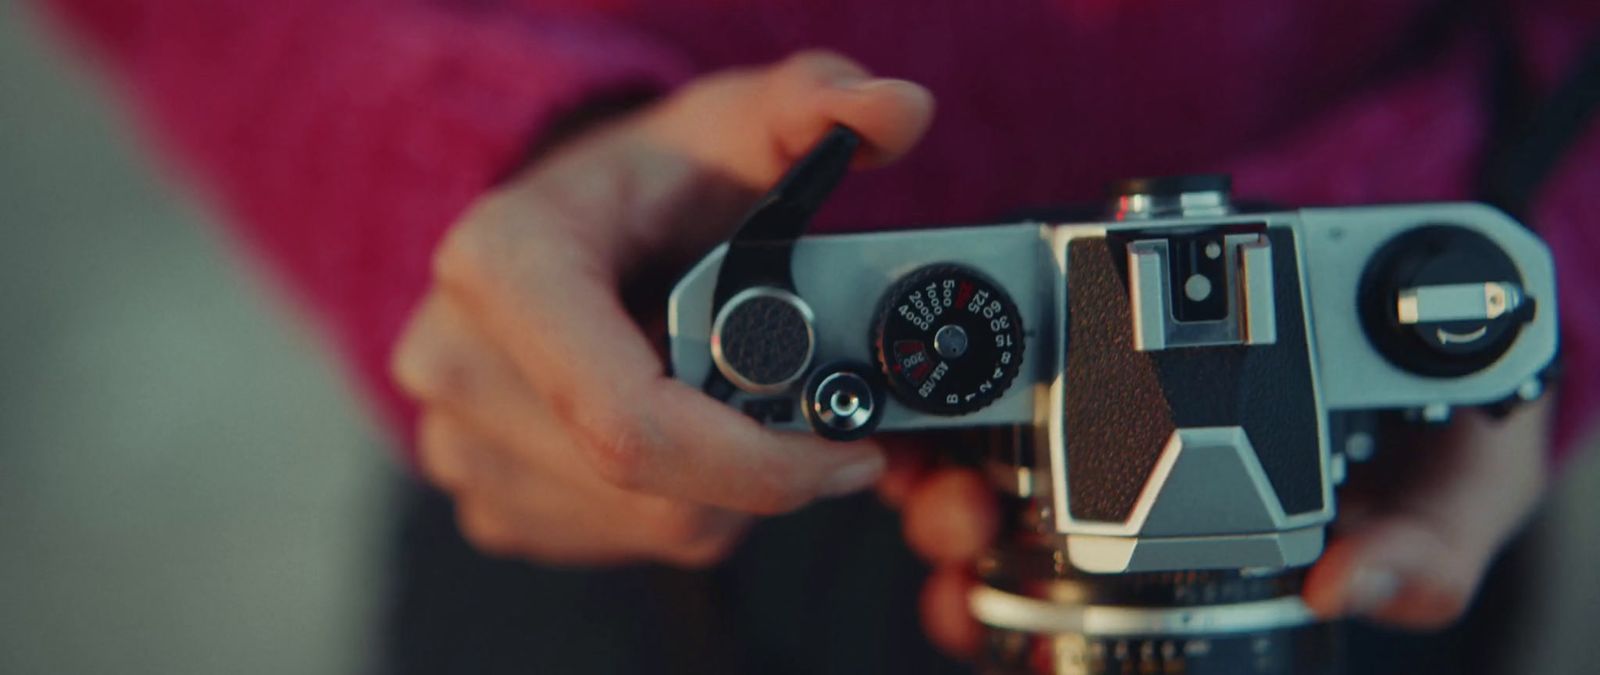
379,480,1535,675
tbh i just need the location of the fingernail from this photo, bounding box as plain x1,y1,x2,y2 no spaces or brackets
1345,565,1401,615
820,456,886,497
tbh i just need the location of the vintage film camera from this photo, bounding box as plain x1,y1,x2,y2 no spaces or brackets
667,127,1558,673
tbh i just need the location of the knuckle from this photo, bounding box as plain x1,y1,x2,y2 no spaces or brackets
664,536,738,569
647,502,711,548
644,503,740,568
415,414,470,489
455,504,520,558
391,335,473,404
389,336,428,398
432,203,511,292
390,307,441,399
1375,516,1490,612
581,420,650,490
428,355,475,403
1401,510,1493,574
432,223,481,289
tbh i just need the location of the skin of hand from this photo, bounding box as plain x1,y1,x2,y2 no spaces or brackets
887,398,1554,657
390,50,934,566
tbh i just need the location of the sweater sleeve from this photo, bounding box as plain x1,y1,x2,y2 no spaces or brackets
1218,1,1600,463
35,0,693,440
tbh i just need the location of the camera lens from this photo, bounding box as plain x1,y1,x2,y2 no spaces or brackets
974,542,1338,675
979,621,1339,675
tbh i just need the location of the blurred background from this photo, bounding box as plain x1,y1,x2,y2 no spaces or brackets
0,2,393,674
1,2,1597,673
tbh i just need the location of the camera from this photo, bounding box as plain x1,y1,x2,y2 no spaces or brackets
666,127,1559,673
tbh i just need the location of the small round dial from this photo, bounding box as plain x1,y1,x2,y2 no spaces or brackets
1359,226,1530,377
873,264,1025,415
711,287,815,394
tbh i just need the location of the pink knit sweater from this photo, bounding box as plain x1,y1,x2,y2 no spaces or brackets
37,0,1600,461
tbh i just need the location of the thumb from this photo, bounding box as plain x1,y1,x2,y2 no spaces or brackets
643,50,936,189
1305,401,1550,628
601,50,932,268
760,50,936,169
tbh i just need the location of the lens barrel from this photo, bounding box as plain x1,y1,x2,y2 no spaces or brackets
979,622,1340,675
974,541,1339,675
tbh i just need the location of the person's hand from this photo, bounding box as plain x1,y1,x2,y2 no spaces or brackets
887,399,1553,657
874,435,997,656
1303,398,1550,627
390,51,934,566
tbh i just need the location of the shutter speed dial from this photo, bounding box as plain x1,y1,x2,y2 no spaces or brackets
873,264,1025,416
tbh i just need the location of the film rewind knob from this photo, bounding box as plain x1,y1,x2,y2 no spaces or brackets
1359,225,1534,376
